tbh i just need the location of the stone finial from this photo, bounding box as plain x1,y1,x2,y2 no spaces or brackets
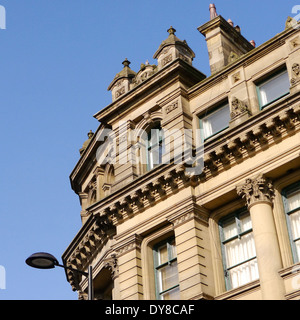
107,58,136,101
209,4,218,20
153,25,195,69
236,174,275,208
122,58,131,68
79,130,94,155
167,26,176,35
87,130,94,139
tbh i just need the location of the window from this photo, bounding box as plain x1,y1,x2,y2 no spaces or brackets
219,210,259,290
200,102,230,141
282,182,300,263
256,68,290,109
147,123,164,171
153,238,180,300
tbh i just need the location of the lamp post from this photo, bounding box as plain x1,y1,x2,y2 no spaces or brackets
26,252,94,300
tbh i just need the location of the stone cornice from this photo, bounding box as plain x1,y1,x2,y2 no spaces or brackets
202,99,300,180
62,214,116,291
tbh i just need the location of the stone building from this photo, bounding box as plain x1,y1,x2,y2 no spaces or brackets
62,5,300,300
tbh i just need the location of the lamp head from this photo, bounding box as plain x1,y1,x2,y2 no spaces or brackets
26,252,59,269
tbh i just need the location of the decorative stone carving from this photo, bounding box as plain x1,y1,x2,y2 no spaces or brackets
291,63,300,86
104,254,119,280
236,174,275,208
232,71,241,84
165,100,179,114
228,51,239,63
132,61,157,87
285,16,299,30
230,97,249,120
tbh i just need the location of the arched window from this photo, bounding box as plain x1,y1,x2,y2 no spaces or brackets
146,122,164,171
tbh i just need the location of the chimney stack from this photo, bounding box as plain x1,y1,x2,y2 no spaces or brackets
198,4,254,74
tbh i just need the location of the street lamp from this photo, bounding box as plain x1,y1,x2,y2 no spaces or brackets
26,252,94,300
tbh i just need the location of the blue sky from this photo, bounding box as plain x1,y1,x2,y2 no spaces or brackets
0,0,298,300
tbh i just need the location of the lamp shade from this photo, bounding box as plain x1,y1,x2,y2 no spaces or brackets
26,252,59,269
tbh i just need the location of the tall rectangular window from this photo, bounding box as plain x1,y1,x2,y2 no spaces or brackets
200,103,230,141
147,124,164,171
219,210,259,290
256,68,290,109
154,238,180,300
282,182,300,263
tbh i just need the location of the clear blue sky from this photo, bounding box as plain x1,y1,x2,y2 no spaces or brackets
0,0,298,300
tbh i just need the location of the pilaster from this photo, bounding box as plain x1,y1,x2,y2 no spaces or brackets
168,204,214,300
114,234,144,300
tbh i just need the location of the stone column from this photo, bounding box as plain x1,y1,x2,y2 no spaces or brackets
237,174,285,300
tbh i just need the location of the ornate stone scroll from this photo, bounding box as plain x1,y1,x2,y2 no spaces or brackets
236,173,275,208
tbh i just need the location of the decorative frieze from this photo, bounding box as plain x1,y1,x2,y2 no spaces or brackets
236,173,275,208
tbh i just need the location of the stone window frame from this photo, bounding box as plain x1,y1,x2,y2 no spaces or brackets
146,121,164,172
140,225,175,300
218,207,259,291
281,181,300,263
198,99,230,142
255,64,290,110
153,236,179,300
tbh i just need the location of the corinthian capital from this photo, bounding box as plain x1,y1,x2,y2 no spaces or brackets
236,174,275,208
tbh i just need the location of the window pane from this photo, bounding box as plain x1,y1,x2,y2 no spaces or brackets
147,126,163,170
158,244,168,265
290,210,300,241
158,261,179,292
240,212,252,233
222,218,238,241
224,233,256,268
295,240,300,261
161,286,180,300
259,71,290,106
287,190,300,212
202,104,230,139
148,147,161,168
229,258,259,289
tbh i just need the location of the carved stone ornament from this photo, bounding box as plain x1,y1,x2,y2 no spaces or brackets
230,97,249,119
285,16,299,30
236,174,275,208
291,63,300,86
104,254,119,280
228,51,239,63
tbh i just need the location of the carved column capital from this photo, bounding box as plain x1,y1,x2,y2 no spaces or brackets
236,174,275,208
104,254,119,280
